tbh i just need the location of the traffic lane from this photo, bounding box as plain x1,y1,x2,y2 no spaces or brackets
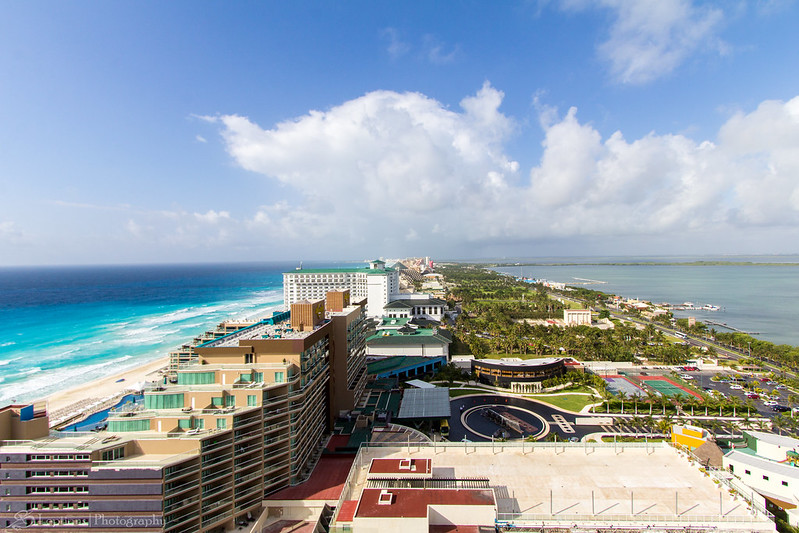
447,394,605,442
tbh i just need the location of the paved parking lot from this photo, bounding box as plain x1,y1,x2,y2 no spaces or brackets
621,367,791,418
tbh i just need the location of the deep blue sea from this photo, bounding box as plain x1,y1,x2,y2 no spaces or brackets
494,255,799,348
0,262,307,405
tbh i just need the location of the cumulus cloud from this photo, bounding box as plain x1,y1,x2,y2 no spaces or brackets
566,0,725,84
207,85,799,255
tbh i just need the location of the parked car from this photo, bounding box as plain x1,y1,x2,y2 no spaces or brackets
763,400,778,406
730,384,743,390
746,393,760,400
772,405,791,412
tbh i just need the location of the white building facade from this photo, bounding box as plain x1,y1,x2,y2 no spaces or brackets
283,260,399,318
724,430,799,525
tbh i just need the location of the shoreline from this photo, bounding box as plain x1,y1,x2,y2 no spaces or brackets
43,356,169,427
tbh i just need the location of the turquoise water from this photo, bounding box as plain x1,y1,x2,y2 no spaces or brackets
495,256,799,347
0,262,296,405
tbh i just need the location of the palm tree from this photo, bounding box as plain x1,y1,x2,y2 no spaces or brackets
656,414,673,435
618,391,628,414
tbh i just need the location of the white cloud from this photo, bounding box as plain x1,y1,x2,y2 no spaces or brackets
381,28,410,59
209,85,799,256
0,221,23,243
196,135,208,143
568,0,725,84
194,210,231,224
422,35,460,65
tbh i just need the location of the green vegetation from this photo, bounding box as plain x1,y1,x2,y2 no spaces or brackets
528,393,595,412
440,264,693,365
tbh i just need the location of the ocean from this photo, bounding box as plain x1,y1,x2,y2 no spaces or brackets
0,262,306,406
2,256,798,407
493,255,799,347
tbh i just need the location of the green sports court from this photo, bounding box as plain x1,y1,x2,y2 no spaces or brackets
641,377,702,399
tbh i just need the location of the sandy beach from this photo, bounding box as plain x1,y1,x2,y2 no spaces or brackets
43,356,169,427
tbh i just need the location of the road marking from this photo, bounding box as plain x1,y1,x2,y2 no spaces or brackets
551,414,575,434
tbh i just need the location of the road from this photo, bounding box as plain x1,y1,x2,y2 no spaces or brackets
448,394,614,442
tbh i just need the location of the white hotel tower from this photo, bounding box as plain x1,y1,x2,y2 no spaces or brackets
283,260,399,318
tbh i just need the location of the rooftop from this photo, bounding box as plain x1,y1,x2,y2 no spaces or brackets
200,318,326,348
726,449,799,479
397,388,451,419
355,488,495,518
368,458,432,476
366,356,444,376
747,429,799,448
266,453,355,501
475,357,563,367
335,443,773,531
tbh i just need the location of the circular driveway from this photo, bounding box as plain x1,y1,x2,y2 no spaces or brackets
448,393,608,442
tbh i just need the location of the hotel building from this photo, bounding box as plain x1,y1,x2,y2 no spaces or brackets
0,291,368,532
283,260,399,318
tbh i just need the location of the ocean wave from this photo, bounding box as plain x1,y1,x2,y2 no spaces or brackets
0,355,137,405
121,325,159,337
0,357,22,367
0,341,16,347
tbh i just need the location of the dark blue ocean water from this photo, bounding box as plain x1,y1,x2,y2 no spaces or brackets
0,262,302,405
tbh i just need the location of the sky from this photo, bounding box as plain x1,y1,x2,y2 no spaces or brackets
1,0,799,266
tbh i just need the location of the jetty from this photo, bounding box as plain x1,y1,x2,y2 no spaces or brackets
705,320,760,335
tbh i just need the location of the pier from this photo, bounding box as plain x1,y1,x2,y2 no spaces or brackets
705,320,760,335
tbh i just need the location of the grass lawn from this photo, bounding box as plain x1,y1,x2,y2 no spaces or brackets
528,393,597,412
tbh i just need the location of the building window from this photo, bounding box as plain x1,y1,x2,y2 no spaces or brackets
247,395,257,407
144,393,184,410
275,371,284,383
216,418,227,429
107,419,151,432
211,397,223,407
245,354,254,364
225,395,235,407
101,447,125,461
177,371,215,385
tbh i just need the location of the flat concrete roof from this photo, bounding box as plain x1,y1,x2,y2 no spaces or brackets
336,442,774,531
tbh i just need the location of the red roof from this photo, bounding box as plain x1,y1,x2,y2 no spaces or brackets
369,458,432,475
337,500,359,522
326,434,350,452
356,488,495,518
266,454,355,501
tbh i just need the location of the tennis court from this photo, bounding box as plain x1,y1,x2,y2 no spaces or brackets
604,376,645,397
641,377,702,399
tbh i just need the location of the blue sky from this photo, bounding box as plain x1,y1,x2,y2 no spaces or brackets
1,1,798,265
